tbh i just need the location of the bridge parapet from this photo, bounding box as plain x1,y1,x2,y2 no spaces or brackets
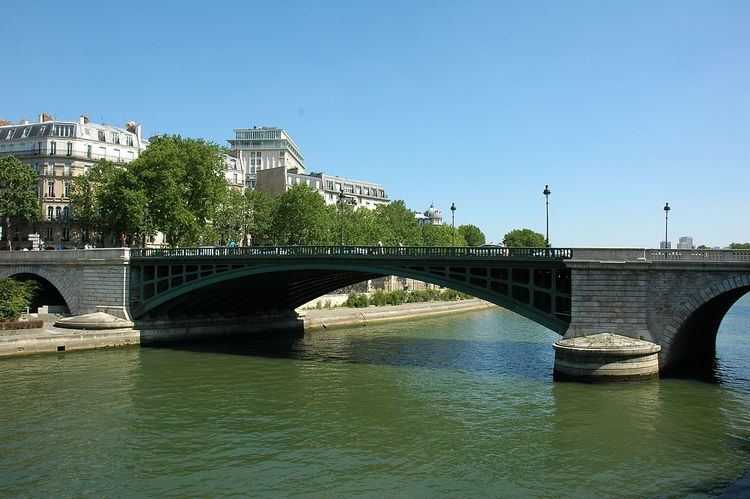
570,248,750,262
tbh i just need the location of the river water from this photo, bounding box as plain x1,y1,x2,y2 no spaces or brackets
1,295,749,497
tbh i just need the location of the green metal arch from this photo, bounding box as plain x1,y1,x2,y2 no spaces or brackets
135,262,568,334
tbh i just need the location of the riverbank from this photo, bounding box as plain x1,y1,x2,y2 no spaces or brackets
0,299,495,358
303,298,495,330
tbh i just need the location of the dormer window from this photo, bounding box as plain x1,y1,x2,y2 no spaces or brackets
112,132,120,144
21,127,31,138
98,130,106,142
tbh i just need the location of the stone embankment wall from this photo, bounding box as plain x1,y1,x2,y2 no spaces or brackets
303,298,495,330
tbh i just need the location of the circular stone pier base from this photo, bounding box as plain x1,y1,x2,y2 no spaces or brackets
553,333,661,381
55,312,134,330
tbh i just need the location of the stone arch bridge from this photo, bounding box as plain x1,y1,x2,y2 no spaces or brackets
0,246,748,372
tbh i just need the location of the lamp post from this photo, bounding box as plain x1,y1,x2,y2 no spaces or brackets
663,202,670,249
338,187,345,245
450,202,456,246
543,184,551,247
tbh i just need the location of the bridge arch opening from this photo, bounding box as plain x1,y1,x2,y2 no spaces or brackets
133,261,570,334
664,282,750,376
9,273,70,315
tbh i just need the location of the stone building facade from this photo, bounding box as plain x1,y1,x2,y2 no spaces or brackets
0,114,147,248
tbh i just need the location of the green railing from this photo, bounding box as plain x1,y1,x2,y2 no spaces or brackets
131,246,573,259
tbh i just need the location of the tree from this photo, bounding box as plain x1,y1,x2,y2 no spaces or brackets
128,135,228,246
729,242,750,249
70,160,118,243
270,184,333,245
211,189,247,245
373,200,422,245
458,224,486,247
245,189,275,245
0,157,42,250
696,245,712,250
0,278,39,322
421,224,466,247
502,228,546,248
97,168,148,246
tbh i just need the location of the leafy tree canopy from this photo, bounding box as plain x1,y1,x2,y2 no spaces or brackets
270,184,333,245
729,242,750,249
458,224,486,247
0,278,39,321
0,156,42,250
502,228,546,248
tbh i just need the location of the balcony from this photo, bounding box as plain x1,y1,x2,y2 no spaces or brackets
0,148,131,165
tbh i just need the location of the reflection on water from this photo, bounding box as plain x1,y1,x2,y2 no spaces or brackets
0,297,748,496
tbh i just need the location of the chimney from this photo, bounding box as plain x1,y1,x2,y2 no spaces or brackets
39,113,53,123
0,119,10,126
80,115,90,124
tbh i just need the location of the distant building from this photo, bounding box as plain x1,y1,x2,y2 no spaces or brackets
223,154,245,190
256,166,389,209
660,241,672,249
677,236,694,250
228,127,304,190
0,114,147,248
415,203,443,225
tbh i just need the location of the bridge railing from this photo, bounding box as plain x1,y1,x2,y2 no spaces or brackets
131,246,574,259
570,248,750,262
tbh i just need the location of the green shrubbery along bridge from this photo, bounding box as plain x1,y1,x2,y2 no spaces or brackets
0,246,748,373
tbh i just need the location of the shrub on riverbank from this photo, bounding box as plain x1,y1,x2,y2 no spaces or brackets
344,289,473,308
0,278,39,322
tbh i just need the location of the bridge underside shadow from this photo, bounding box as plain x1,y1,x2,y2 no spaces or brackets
129,259,572,333
664,285,750,374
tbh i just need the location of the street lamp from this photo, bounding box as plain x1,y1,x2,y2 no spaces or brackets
450,202,456,246
543,184,551,247
338,187,345,245
663,202,670,249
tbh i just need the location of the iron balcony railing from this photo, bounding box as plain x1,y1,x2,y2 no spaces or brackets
131,246,574,259
0,148,131,164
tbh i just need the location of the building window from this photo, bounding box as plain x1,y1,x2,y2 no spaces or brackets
21,127,31,138
87,145,92,158
112,132,120,144
50,141,56,155
47,207,53,220
61,227,70,241
37,142,42,154
47,181,55,197
66,142,72,156
55,207,62,220
64,182,70,197
39,125,46,135
62,206,70,220
45,227,53,241
126,135,134,146
46,164,54,176
98,130,106,142
53,125,74,137
5,128,15,140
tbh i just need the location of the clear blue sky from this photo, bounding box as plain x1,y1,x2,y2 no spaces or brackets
4,0,749,247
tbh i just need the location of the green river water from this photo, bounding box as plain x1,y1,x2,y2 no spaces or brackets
1,296,749,497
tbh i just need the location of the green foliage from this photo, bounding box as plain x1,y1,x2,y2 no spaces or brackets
502,228,546,248
342,288,472,308
97,168,148,246
211,189,247,245
270,184,334,245
421,223,466,247
729,242,750,249
344,292,369,308
0,278,39,322
373,200,422,245
0,156,42,250
696,245,712,250
458,224,486,247
127,135,228,246
245,189,275,245
70,161,119,242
